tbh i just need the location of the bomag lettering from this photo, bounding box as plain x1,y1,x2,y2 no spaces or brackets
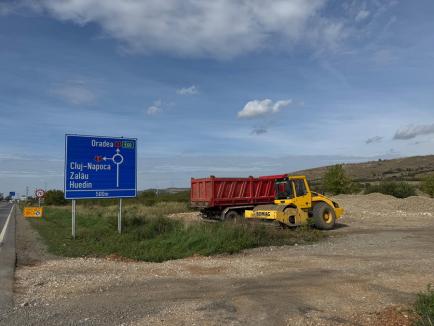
255,211,271,217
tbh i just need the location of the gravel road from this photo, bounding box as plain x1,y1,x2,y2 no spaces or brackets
1,194,433,325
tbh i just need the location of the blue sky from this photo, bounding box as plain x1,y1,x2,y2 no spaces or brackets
1,0,434,195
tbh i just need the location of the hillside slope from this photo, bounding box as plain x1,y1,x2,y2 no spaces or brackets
293,155,434,184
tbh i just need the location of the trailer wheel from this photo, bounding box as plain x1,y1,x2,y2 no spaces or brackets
224,210,241,221
312,202,336,230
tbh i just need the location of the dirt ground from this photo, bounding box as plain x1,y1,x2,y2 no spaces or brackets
1,194,434,326
167,211,203,224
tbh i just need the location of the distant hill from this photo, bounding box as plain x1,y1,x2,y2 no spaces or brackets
293,155,434,185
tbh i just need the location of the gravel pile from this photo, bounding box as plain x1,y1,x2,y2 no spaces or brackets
334,193,434,212
397,195,434,212
333,194,434,226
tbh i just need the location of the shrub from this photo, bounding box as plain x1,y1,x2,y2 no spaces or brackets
413,284,434,326
322,165,352,195
421,175,434,198
364,181,416,198
348,182,363,194
137,191,158,206
44,190,68,205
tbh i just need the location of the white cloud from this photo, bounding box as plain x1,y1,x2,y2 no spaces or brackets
176,85,198,95
146,99,163,115
238,99,292,118
355,10,370,22
146,106,161,115
365,136,383,144
28,0,347,59
51,81,96,105
394,124,434,140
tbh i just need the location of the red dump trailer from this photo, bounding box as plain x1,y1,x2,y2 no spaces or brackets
191,174,286,220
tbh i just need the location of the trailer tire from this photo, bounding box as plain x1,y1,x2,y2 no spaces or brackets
224,210,241,221
312,202,336,230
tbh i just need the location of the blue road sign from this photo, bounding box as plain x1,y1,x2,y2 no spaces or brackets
65,135,137,199
9,192,15,197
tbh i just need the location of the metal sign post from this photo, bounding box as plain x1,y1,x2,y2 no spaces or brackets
35,189,45,207
72,200,76,239
118,198,122,234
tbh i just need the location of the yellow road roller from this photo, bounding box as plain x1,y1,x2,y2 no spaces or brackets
244,176,344,230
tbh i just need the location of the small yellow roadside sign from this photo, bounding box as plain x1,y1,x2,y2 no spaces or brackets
23,207,44,218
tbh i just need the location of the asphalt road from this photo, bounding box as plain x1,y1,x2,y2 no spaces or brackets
0,202,13,234
0,202,16,315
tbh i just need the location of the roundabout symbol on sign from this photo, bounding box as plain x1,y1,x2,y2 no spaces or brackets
102,147,124,187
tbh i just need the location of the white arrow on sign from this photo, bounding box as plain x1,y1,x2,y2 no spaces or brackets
102,148,124,187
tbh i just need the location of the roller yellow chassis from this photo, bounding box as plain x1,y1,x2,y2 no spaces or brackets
244,176,344,227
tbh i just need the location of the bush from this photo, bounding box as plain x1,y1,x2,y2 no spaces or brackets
348,182,363,194
44,190,68,205
322,165,353,195
421,175,434,198
414,284,434,326
364,181,416,198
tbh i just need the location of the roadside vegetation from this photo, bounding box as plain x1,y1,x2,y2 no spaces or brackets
413,285,434,326
81,190,191,207
44,190,68,205
320,164,361,195
37,189,190,207
364,181,416,198
318,164,422,198
421,175,434,198
29,204,325,262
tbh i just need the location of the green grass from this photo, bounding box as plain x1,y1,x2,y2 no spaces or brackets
413,285,434,326
29,203,325,262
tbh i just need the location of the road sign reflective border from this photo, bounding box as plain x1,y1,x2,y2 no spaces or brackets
35,189,45,198
64,134,137,200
